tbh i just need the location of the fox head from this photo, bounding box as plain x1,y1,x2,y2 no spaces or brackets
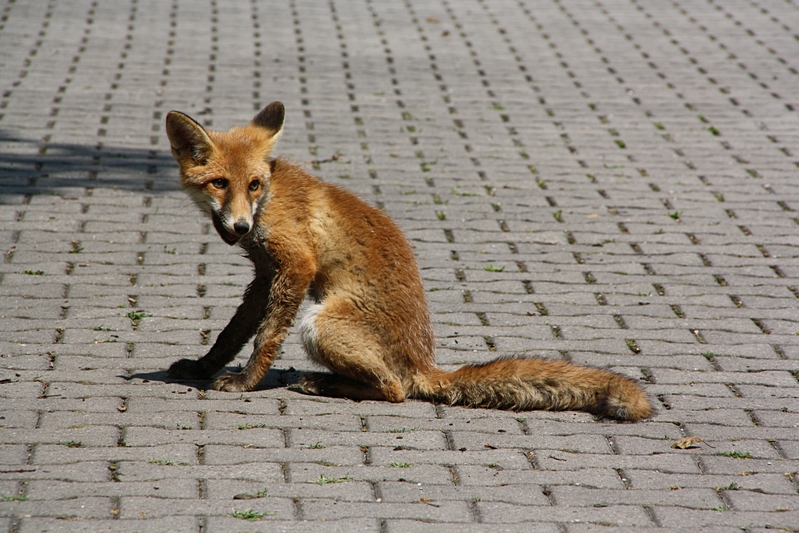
165,102,285,245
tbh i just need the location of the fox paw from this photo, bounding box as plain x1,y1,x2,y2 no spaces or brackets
212,372,254,392
167,358,209,380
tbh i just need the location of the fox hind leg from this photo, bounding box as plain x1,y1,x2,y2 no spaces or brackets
298,302,405,402
299,372,404,402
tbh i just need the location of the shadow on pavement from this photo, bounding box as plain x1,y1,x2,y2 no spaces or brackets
128,366,308,393
0,130,180,200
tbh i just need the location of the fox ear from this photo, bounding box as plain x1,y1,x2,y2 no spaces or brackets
165,111,214,165
251,101,285,139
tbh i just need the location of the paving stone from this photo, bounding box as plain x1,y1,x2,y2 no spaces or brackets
207,517,381,532
2,0,799,529
629,463,794,490
476,501,653,526
386,521,560,533
550,485,723,509
652,507,799,529
300,499,472,522
201,444,365,467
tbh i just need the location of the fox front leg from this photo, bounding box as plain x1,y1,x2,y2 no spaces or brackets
211,269,311,392
167,277,272,381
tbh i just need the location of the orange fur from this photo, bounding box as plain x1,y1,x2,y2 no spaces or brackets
164,102,652,421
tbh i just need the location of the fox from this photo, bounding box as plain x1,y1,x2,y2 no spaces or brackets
164,101,652,421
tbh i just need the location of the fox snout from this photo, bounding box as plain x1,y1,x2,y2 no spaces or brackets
211,209,254,245
233,220,250,235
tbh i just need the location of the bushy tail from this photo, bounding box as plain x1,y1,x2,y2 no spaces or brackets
414,357,652,421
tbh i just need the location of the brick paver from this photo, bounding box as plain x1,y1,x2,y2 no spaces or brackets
2,0,799,530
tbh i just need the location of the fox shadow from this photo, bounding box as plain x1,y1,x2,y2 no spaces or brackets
127,366,310,393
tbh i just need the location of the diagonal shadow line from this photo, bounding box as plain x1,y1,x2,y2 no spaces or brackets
0,130,181,200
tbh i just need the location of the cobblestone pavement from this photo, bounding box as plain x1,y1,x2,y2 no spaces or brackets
1,0,799,531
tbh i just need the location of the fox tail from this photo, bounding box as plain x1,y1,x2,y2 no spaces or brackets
415,357,652,421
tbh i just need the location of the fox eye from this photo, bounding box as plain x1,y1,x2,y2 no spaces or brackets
210,178,228,189
248,180,260,192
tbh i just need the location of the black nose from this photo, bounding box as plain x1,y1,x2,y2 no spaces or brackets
233,220,250,235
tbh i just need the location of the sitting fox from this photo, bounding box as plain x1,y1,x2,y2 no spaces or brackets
164,102,652,421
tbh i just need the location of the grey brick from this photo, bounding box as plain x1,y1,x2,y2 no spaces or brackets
17,517,198,533
623,470,796,494
476,501,653,526
652,507,799,529
300,499,472,522
3,0,799,528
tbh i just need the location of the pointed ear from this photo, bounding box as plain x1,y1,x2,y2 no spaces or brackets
251,101,285,139
165,111,214,165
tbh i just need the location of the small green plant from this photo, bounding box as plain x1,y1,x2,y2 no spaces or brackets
708,126,720,136
314,475,353,485
60,441,82,448
389,461,412,468
654,122,665,130
553,210,563,221
237,424,268,430
230,508,275,520
2,495,28,502
615,140,626,148
483,264,505,272
491,103,505,111
233,489,269,500
69,243,84,254
451,188,479,197
163,245,177,254
308,442,326,449
126,310,151,321
715,451,751,459
668,211,682,220
24,270,44,275
148,459,174,466
336,174,351,179
387,427,420,433
719,482,739,491
428,286,452,292
420,160,437,172
435,211,446,220
701,352,718,360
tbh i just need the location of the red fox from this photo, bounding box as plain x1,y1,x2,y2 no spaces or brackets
164,102,652,421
